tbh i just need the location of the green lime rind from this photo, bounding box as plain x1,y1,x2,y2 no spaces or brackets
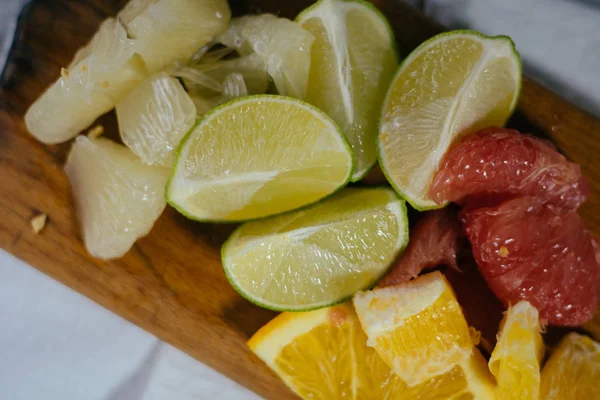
377,29,522,211
296,0,401,183
221,187,410,312
296,0,401,63
165,94,355,223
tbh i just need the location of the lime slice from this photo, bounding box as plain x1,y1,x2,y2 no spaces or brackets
217,14,314,99
116,72,196,167
222,187,408,311
297,0,398,181
378,30,521,210
166,95,353,222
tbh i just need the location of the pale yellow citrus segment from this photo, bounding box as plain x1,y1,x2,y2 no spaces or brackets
489,301,544,400
116,72,196,167
353,271,474,386
222,187,408,311
298,0,398,181
25,18,146,144
540,333,600,400
167,95,353,222
217,14,314,99
378,31,521,210
249,303,494,399
65,136,169,260
119,0,231,73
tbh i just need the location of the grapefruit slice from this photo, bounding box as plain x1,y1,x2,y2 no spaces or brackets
429,127,588,209
378,208,463,287
461,196,599,326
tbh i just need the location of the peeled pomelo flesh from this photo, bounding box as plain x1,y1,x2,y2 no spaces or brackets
217,14,314,99
170,53,268,115
116,72,196,167
120,0,231,74
65,136,169,259
461,196,599,326
429,127,588,209
178,52,269,98
25,18,146,144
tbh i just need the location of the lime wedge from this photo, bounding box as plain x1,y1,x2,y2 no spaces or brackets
378,30,521,210
297,0,398,181
222,187,408,311
166,95,353,222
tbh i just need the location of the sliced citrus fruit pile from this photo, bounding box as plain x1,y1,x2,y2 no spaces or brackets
489,300,544,399
298,0,398,181
352,271,494,399
65,136,169,259
430,127,598,326
217,14,314,99
222,187,408,311
25,18,147,144
248,303,404,399
166,95,353,222
25,0,230,144
540,333,600,399
250,302,493,399
116,72,196,167
119,0,231,73
378,30,521,210
249,272,496,399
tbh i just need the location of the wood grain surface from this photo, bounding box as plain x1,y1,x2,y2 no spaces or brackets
0,1,598,398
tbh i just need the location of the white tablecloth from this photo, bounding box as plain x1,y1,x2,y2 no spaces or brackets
1,0,599,399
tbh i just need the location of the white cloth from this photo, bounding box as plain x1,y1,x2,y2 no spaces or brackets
0,250,260,400
2,0,600,399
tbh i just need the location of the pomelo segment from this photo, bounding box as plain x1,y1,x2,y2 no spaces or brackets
120,0,231,73
65,136,169,259
170,52,269,115
116,72,196,167
25,18,146,144
217,14,314,99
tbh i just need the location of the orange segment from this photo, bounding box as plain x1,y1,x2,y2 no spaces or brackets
540,333,600,399
249,303,495,399
489,301,544,400
352,271,474,385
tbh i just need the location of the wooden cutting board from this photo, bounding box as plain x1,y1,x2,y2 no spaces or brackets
1,1,599,398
